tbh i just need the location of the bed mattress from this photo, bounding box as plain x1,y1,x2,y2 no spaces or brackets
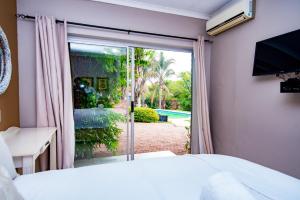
14,154,300,200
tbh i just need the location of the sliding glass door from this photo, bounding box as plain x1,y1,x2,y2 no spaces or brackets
70,42,135,166
70,40,192,167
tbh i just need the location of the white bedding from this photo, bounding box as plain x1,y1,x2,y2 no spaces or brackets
14,154,300,200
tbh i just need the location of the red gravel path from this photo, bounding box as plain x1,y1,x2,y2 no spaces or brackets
94,122,188,157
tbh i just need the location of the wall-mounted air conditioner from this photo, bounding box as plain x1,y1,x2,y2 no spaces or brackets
206,0,255,36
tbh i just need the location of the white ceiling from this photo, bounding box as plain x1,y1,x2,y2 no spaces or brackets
90,0,232,19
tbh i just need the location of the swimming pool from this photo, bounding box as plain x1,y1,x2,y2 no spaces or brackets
155,109,191,119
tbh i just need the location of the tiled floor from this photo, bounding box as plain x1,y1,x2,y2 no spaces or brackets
75,151,176,167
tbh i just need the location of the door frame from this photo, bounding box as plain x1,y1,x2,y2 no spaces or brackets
69,37,194,160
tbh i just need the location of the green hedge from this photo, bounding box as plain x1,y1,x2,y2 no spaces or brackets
134,107,159,123
75,110,125,159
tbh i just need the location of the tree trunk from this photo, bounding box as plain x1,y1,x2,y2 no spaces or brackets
137,96,141,107
134,66,142,106
141,93,145,107
158,87,162,109
140,79,146,107
150,93,155,106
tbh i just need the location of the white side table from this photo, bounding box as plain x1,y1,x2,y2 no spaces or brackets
3,127,57,174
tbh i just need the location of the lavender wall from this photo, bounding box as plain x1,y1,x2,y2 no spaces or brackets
17,0,207,127
210,0,300,178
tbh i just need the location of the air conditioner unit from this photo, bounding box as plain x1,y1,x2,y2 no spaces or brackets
206,0,255,36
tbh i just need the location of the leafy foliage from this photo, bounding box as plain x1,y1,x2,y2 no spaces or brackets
134,107,159,123
169,72,192,111
75,110,125,159
82,86,100,108
175,72,192,111
72,50,127,108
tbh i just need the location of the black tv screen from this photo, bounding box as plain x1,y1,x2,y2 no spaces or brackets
253,29,300,76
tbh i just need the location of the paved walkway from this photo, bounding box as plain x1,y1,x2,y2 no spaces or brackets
93,122,189,157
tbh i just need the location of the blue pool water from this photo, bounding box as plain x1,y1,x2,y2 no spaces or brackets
155,109,191,119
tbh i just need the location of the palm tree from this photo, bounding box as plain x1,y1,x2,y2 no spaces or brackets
151,52,175,108
139,64,156,106
134,48,156,106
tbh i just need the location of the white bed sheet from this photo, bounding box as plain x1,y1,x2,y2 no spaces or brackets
14,154,300,200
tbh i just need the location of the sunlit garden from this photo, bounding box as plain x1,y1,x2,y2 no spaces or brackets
69,44,192,161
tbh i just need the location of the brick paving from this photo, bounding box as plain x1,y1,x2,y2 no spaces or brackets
94,122,189,157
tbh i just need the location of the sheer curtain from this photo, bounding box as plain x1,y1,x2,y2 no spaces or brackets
191,36,214,154
35,16,75,169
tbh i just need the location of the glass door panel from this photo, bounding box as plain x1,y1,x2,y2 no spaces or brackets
70,41,192,166
130,47,192,158
70,42,131,166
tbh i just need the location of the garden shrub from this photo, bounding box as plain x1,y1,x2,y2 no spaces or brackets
144,97,157,109
134,107,159,123
75,110,125,159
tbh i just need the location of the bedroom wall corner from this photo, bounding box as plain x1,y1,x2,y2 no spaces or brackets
210,0,300,178
0,0,20,131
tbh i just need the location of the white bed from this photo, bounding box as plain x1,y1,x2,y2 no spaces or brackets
14,154,300,200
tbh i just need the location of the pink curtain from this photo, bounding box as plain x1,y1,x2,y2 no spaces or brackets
191,36,214,154
35,16,75,169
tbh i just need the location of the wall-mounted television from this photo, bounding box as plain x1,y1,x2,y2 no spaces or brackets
252,29,300,76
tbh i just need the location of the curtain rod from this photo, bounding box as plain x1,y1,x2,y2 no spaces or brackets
16,14,213,43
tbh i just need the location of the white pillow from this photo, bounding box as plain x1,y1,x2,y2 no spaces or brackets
200,172,256,200
0,170,24,200
0,135,18,179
